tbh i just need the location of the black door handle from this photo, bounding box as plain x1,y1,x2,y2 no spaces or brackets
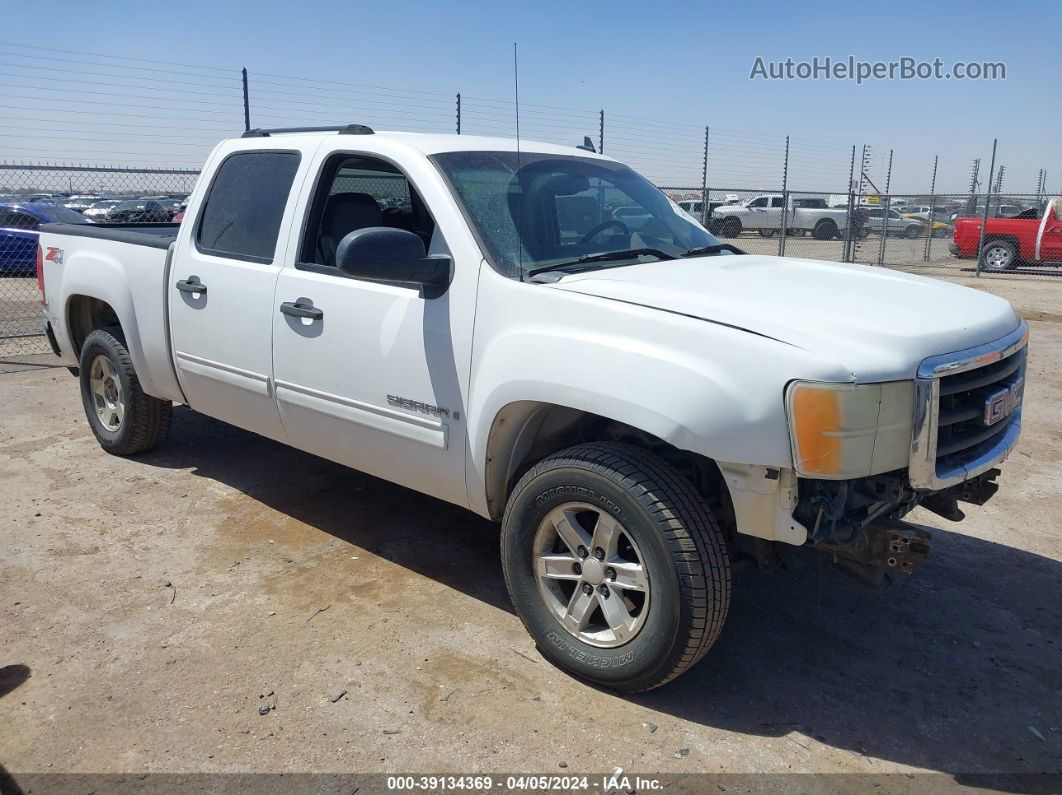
176,276,207,294
280,300,323,320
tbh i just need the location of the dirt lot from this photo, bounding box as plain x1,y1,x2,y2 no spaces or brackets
1,274,1060,789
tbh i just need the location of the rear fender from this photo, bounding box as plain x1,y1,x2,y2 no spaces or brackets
57,245,182,402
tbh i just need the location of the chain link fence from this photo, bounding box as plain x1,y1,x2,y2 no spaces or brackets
661,187,1053,279
0,43,1058,358
0,163,198,357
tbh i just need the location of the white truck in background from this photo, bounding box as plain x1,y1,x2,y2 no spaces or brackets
713,193,853,240
37,125,1027,691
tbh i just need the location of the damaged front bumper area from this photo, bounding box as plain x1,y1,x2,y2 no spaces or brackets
792,323,1027,587
793,467,1003,588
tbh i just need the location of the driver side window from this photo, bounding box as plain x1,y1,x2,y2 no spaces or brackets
299,154,438,272
747,197,768,208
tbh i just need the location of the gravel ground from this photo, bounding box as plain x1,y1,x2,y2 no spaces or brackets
0,274,1059,789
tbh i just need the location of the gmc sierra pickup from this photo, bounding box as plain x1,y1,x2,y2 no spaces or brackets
37,125,1028,691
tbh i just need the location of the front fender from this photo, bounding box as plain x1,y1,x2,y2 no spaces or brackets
463,271,840,518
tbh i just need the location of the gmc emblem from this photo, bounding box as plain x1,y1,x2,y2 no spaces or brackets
983,377,1024,426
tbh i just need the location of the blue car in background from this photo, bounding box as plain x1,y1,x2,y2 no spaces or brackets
0,203,90,276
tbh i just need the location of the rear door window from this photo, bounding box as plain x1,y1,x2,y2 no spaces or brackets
196,151,301,263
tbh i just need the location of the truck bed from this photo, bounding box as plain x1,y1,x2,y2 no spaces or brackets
38,221,184,405
39,221,179,249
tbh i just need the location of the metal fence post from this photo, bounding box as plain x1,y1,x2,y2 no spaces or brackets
700,126,709,225
842,144,856,262
923,155,938,262
599,110,604,154
778,135,790,257
975,138,998,278
876,149,894,266
456,93,461,134
241,68,251,132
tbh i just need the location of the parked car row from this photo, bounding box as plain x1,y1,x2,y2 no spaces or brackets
675,195,953,240
0,202,92,274
0,192,188,276
0,192,188,223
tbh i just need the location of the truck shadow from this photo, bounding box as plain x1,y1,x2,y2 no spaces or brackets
140,408,1061,779
142,407,513,612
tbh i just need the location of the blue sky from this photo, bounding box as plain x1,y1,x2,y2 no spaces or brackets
1,0,1057,193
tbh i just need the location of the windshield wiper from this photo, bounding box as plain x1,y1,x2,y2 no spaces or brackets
527,248,673,278
682,243,745,257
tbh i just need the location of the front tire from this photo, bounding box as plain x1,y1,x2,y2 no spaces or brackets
719,218,742,238
79,328,172,455
501,443,731,692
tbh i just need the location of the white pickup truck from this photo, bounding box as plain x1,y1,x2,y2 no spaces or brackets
714,194,853,240
37,125,1028,691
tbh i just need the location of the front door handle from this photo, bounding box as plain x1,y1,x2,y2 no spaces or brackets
280,300,323,320
176,276,207,294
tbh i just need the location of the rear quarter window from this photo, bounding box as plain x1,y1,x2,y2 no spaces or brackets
196,151,301,263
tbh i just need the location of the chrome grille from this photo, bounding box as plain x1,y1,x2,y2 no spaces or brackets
935,348,1025,462
909,322,1029,490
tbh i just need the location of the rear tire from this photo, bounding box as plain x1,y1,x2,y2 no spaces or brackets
904,224,922,239
79,328,172,455
812,219,838,240
501,442,731,692
980,239,1018,271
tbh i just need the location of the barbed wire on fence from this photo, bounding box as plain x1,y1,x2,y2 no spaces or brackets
0,42,1059,358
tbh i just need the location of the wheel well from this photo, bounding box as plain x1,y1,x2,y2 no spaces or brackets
67,296,121,357
483,402,735,536
982,234,1019,248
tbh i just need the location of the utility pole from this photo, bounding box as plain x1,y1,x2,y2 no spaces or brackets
700,126,709,226
923,155,938,262
778,135,790,257
842,144,856,262
876,149,894,266
993,165,1006,194
975,139,998,277
968,158,981,193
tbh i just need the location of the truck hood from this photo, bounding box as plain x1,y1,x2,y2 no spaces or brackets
547,254,1020,381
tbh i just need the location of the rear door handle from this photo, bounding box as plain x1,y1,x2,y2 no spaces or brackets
280,300,323,320
176,276,207,294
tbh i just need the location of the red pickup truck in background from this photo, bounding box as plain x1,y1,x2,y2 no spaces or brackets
951,197,1062,271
